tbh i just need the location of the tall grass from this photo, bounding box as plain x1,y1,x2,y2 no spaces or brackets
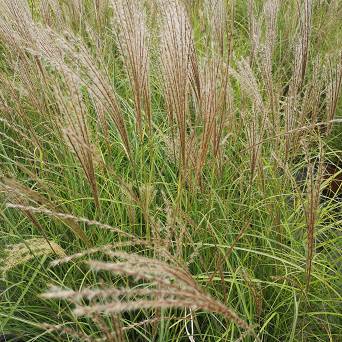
0,0,341,341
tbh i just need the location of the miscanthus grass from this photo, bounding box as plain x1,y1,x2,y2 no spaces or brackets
0,0,341,341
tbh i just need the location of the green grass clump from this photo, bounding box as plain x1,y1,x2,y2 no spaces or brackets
0,0,341,341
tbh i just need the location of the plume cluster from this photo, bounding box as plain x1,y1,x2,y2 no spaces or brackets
42,250,252,333
159,0,194,169
0,238,65,276
111,0,152,136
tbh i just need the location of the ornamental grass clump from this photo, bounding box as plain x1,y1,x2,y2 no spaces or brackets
0,0,341,341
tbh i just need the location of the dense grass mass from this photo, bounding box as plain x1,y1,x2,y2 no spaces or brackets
0,0,341,341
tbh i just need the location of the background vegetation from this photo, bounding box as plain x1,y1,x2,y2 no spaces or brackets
0,0,341,341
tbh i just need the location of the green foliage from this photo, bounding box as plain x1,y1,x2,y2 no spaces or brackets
0,0,341,341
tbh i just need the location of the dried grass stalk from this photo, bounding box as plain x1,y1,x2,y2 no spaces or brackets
248,0,260,66
296,0,312,89
260,0,280,123
204,0,227,56
159,0,193,169
303,142,324,292
325,53,342,134
1,238,65,276
55,70,100,209
230,59,266,181
111,0,152,136
196,58,228,180
42,250,253,333
283,0,312,147
248,0,279,127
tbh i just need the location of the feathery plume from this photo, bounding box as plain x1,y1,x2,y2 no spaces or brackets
111,0,152,136
43,250,252,332
204,0,227,56
294,0,312,89
159,0,193,169
1,238,65,276
230,59,266,181
55,70,100,209
196,58,228,180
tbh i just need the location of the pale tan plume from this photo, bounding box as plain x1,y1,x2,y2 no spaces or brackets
159,0,193,169
42,250,253,332
111,0,152,136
